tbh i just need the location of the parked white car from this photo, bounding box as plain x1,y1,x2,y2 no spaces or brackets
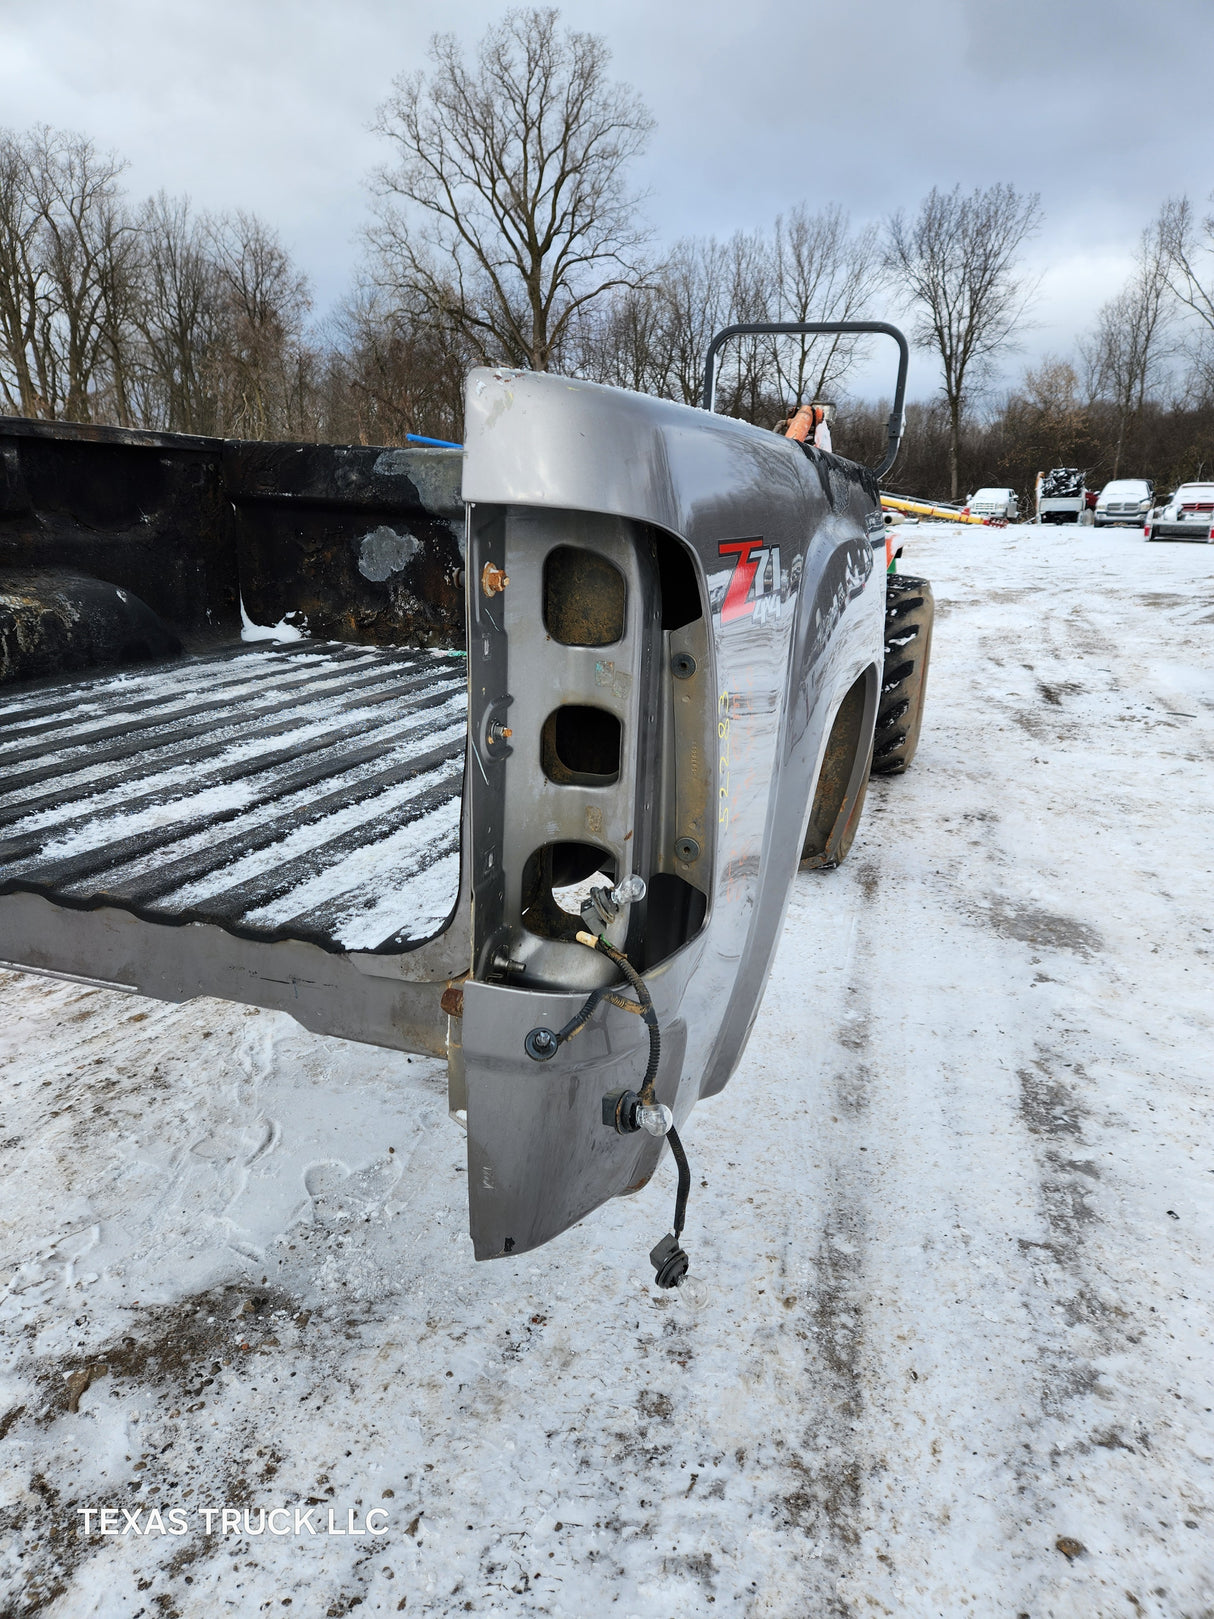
1148,483,1214,542
1095,478,1154,527
965,486,1019,521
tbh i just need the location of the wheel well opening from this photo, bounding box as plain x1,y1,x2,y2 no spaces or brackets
801,668,876,868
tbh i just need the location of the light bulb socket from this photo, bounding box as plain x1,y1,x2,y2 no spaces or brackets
602,1087,641,1133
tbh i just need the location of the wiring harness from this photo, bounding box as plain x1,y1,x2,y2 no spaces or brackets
523,925,695,1292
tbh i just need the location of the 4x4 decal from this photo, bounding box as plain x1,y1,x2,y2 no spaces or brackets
718,538,782,624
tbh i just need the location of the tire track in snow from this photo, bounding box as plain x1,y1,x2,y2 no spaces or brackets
851,527,1214,1614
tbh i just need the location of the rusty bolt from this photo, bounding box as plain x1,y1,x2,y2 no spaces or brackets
481,562,510,596
440,984,465,1018
489,722,513,740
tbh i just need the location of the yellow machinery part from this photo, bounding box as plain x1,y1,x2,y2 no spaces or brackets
881,495,987,525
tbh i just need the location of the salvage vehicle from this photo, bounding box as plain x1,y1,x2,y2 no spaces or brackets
0,321,931,1288
1094,477,1153,527
1036,467,1087,524
1147,481,1214,541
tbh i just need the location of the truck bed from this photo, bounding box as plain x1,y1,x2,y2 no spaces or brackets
0,640,467,953
1,355,904,1265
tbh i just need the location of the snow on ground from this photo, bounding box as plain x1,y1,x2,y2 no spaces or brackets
1,523,1212,1618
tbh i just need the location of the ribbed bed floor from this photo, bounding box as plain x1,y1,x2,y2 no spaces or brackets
0,641,467,951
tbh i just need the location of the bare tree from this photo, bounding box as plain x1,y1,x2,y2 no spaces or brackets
133,192,226,433
646,235,736,406
323,282,471,445
887,183,1041,498
205,210,312,438
0,126,136,422
573,230,773,418
369,7,653,372
1021,356,1088,447
569,277,674,397
0,130,46,415
565,208,886,428
712,230,778,421
765,205,887,410
1156,194,1214,402
1081,221,1172,476
1158,194,1214,330
39,128,137,422
90,189,145,426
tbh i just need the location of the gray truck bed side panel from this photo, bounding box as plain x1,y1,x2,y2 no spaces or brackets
0,888,449,1056
458,368,884,1257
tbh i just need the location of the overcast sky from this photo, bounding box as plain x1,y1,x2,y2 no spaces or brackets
3,0,1212,402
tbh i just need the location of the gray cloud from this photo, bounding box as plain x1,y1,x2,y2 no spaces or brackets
1,0,1210,400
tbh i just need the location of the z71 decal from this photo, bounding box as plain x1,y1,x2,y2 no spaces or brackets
717,538,783,625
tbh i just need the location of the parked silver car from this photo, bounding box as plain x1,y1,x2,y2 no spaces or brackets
1095,478,1153,527
1148,482,1214,541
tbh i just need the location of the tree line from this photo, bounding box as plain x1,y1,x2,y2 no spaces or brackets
3,8,1213,507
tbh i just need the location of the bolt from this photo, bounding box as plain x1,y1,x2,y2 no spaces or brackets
489,722,513,740
674,836,701,862
672,652,697,680
481,562,510,596
525,1026,559,1062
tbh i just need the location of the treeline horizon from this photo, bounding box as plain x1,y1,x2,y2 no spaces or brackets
3,9,1213,511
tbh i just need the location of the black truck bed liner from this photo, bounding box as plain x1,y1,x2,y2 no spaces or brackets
0,640,467,952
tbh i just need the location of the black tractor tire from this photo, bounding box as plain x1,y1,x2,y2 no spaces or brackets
871,573,934,776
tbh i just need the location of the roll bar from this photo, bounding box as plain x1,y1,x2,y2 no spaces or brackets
700,320,909,479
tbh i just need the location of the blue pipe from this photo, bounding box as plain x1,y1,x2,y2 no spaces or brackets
405,433,463,449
